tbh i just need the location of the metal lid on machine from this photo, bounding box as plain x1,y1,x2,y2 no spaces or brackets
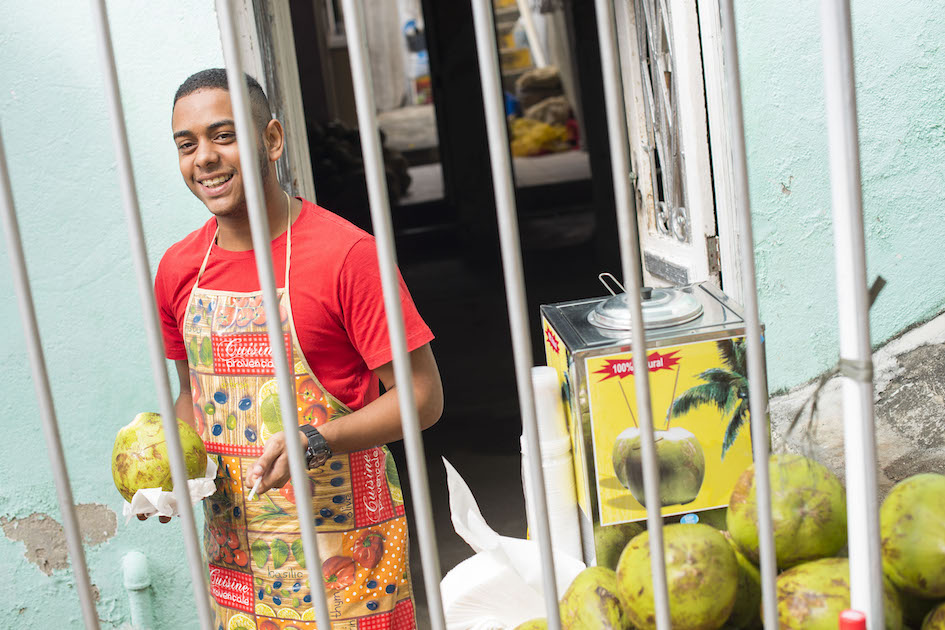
587,275,704,331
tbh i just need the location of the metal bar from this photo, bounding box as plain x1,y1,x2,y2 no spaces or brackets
88,2,214,627
717,0,779,627
338,1,447,628
514,0,548,67
595,1,670,628
469,0,562,628
819,0,884,626
215,2,332,629
0,127,101,630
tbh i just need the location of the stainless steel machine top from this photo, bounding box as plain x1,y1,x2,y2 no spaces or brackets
588,286,705,330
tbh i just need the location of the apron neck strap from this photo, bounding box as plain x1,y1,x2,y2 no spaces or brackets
284,191,292,292
193,192,294,290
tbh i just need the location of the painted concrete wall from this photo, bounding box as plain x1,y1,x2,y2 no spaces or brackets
736,0,945,391
1,0,944,627
0,2,223,628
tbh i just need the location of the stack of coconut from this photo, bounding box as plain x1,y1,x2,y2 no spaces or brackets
515,455,945,630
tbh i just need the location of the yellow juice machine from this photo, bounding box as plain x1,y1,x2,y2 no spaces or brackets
540,281,762,567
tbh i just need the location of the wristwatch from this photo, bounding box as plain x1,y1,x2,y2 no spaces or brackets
300,424,332,469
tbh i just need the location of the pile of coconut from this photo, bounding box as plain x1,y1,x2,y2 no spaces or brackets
517,455,945,630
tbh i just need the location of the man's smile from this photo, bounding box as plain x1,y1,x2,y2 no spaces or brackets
198,173,235,194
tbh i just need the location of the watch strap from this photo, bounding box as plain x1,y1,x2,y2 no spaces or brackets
299,424,332,469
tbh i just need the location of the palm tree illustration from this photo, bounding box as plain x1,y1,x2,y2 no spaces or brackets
668,338,748,458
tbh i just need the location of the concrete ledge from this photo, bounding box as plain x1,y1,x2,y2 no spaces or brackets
771,310,945,499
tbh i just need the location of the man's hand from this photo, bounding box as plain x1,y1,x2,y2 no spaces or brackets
243,429,308,495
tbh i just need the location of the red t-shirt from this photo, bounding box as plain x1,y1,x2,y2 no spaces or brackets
154,198,434,410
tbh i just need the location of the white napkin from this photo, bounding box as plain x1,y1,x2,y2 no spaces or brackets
122,455,218,522
441,457,585,630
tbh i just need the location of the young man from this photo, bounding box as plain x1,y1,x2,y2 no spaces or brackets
156,68,442,629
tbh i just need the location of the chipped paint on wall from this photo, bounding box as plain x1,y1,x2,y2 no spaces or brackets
0,504,117,575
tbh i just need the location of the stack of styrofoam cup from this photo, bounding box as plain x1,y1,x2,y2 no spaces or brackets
521,366,582,561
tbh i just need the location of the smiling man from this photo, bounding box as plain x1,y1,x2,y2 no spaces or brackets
155,68,442,629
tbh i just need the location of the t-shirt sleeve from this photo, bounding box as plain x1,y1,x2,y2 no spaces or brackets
339,237,434,370
154,254,188,361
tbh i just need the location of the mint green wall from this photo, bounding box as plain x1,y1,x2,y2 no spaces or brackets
1,0,944,627
1,2,222,628
736,0,945,391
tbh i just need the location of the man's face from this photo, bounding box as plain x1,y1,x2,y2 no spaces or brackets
171,88,268,217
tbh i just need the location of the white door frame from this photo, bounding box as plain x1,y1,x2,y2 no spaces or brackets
694,0,743,305
232,0,317,201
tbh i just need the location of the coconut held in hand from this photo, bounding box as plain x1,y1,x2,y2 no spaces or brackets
727,454,846,569
112,412,208,502
880,473,945,599
617,523,737,630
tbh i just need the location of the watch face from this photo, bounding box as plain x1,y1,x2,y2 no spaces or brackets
306,445,329,469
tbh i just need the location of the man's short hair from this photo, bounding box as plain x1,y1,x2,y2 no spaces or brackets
173,68,272,130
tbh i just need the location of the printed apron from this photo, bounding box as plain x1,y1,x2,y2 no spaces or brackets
182,206,414,630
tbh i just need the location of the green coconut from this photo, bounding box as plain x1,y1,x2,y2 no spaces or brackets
513,619,548,630
612,427,706,508
112,412,207,502
922,603,945,630
559,566,632,630
880,473,945,599
722,532,762,630
727,454,847,568
616,523,737,630
775,557,902,630
594,522,646,571
898,590,941,629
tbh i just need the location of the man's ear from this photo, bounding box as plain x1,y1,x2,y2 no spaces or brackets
263,118,286,164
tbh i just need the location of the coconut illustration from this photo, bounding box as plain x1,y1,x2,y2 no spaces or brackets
612,426,705,507
616,523,737,630
112,412,208,502
880,473,945,599
594,522,645,571
727,454,846,569
559,566,632,630
922,603,945,630
775,557,902,630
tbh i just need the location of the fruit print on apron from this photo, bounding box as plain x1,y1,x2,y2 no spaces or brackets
182,205,414,630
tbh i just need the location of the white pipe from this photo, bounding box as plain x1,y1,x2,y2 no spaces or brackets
717,1,779,627
0,126,101,630
819,0,884,626
514,0,548,68
88,1,214,627
338,1,446,628
593,0,670,627
469,0,562,627
122,551,154,630
215,3,332,630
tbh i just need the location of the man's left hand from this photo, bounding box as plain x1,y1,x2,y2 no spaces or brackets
243,429,308,494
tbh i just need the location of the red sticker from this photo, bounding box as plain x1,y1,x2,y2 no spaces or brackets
594,350,682,381
545,327,560,354
208,564,254,613
211,332,293,375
